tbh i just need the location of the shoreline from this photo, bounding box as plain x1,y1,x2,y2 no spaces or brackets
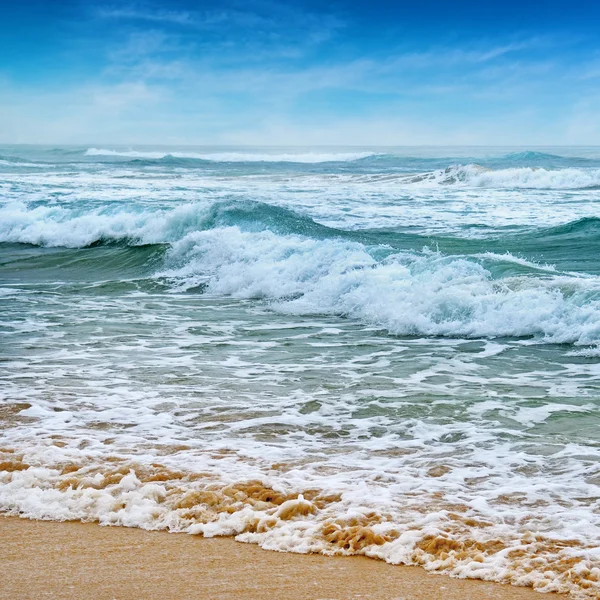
0,516,565,600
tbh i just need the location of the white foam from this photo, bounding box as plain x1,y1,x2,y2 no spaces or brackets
1,445,599,598
0,201,211,247
0,159,42,168
420,164,600,189
162,227,600,345
567,345,600,357
476,252,557,273
508,403,596,427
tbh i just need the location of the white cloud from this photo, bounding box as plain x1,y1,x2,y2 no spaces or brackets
0,81,167,144
97,5,194,25
0,16,594,145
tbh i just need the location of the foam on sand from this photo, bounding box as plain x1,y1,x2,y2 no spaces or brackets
0,450,597,597
0,517,551,600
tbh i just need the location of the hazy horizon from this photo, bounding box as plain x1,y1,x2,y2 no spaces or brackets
4,143,600,149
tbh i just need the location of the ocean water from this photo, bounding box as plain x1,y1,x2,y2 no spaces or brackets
1,145,600,597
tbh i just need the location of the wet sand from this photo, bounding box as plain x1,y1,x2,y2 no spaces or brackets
0,516,564,600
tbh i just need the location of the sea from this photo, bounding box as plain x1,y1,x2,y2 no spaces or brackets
1,145,600,597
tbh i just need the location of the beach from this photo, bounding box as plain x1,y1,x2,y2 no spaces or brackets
3,0,600,597
0,516,562,600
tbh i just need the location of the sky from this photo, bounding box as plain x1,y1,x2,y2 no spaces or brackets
1,0,600,145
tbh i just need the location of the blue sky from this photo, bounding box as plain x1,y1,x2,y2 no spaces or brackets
1,0,599,144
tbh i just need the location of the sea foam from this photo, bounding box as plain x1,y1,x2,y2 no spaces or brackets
162,227,600,345
413,164,600,189
1,448,598,598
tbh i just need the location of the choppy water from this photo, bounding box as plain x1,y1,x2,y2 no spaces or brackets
1,145,600,597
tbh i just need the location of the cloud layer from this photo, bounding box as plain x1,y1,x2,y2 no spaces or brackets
1,0,599,144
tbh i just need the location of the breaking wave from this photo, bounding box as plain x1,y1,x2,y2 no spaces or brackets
3,200,600,345
4,199,600,249
410,164,600,189
161,226,600,345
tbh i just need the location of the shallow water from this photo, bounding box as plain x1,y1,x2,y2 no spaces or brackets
1,146,600,597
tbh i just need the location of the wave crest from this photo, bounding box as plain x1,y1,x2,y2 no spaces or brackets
408,164,600,189
161,226,600,345
4,199,600,344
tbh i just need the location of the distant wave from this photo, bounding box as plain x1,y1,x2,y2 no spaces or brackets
0,156,43,168
500,151,565,161
407,164,600,189
84,148,379,163
1,148,596,176
498,149,600,163
535,216,600,239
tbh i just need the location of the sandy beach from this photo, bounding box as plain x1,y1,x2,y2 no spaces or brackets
0,517,564,600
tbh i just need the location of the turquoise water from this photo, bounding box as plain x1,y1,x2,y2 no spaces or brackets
1,146,600,596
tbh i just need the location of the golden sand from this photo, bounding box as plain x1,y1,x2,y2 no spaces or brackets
1,450,594,596
0,517,564,600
